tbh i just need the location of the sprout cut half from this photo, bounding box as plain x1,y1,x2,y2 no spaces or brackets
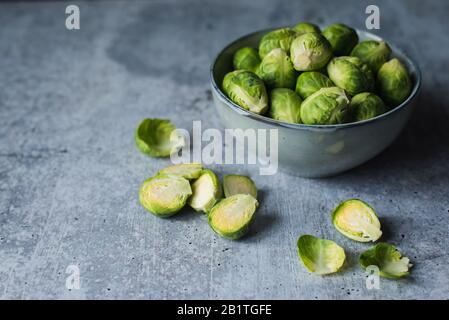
331,199,382,242
297,235,346,275
158,163,203,180
223,174,257,199
188,169,222,213
208,194,258,240
359,243,412,279
139,175,192,217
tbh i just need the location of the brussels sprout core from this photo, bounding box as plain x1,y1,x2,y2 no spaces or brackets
208,194,258,240
139,175,192,217
351,40,391,73
233,47,261,73
269,88,302,124
290,33,333,71
377,58,412,106
359,243,412,279
350,92,386,121
322,23,358,56
297,235,346,275
158,163,203,180
295,71,334,99
331,199,382,242
188,169,222,213
223,174,257,199
257,48,296,89
258,28,297,59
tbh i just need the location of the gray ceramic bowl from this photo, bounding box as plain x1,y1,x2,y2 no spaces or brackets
210,28,421,178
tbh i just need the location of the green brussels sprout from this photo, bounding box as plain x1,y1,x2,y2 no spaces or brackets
258,28,297,59
222,70,268,114
322,23,358,56
135,118,184,158
223,174,257,199
350,92,386,121
295,71,334,99
331,199,382,242
208,194,258,240
297,235,346,275
233,47,261,73
290,32,333,71
292,22,320,35
257,48,296,89
327,56,375,96
300,87,350,125
269,88,302,124
377,58,412,106
188,169,222,213
158,163,203,180
351,40,391,73
359,243,412,279
139,175,192,217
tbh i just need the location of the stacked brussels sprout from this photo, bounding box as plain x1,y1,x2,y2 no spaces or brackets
224,22,412,125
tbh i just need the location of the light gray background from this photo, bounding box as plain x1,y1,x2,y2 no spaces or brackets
0,0,448,299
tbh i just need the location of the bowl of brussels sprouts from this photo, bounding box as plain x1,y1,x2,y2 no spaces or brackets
210,23,421,178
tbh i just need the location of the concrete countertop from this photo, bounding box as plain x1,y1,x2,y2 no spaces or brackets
0,0,448,299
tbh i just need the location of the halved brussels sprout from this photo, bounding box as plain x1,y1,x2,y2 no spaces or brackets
377,58,412,106
331,199,382,242
269,88,302,124
295,71,334,99
292,22,320,35
188,169,222,213
297,235,346,275
350,92,386,121
208,194,258,240
135,119,184,158
258,28,297,59
322,23,358,56
223,174,257,199
359,243,412,279
290,33,333,71
351,40,391,73
222,70,268,115
139,175,192,217
327,56,375,96
233,47,261,73
257,48,296,89
300,87,350,125
158,163,203,180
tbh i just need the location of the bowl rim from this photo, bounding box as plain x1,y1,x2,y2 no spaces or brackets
210,27,421,130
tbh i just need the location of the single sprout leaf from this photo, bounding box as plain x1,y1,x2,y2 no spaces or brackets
331,199,382,242
188,169,222,213
359,243,412,279
297,235,346,275
135,118,184,158
208,194,258,240
223,174,257,199
158,163,203,180
139,175,192,218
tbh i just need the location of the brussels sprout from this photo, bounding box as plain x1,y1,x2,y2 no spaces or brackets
322,23,358,56
359,243,412,279
269,88,302,124
295,71,334,99
233,47,261,73
351,40,391,73
258,28,297,59
297,235,346,275
139,175,192,217
350,92,386,121
290,33,333,71
208,194,258,240
222,70,268,114
377,58,412,106
135,119,184,158
300,87,350,125
331,199,382,242
188,169,222,213
158,163,203,180
223,174,257,199
257,48,296,89
327,56,375,96
292,22,320,35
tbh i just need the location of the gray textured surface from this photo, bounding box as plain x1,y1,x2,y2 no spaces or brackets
0,0,448,300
